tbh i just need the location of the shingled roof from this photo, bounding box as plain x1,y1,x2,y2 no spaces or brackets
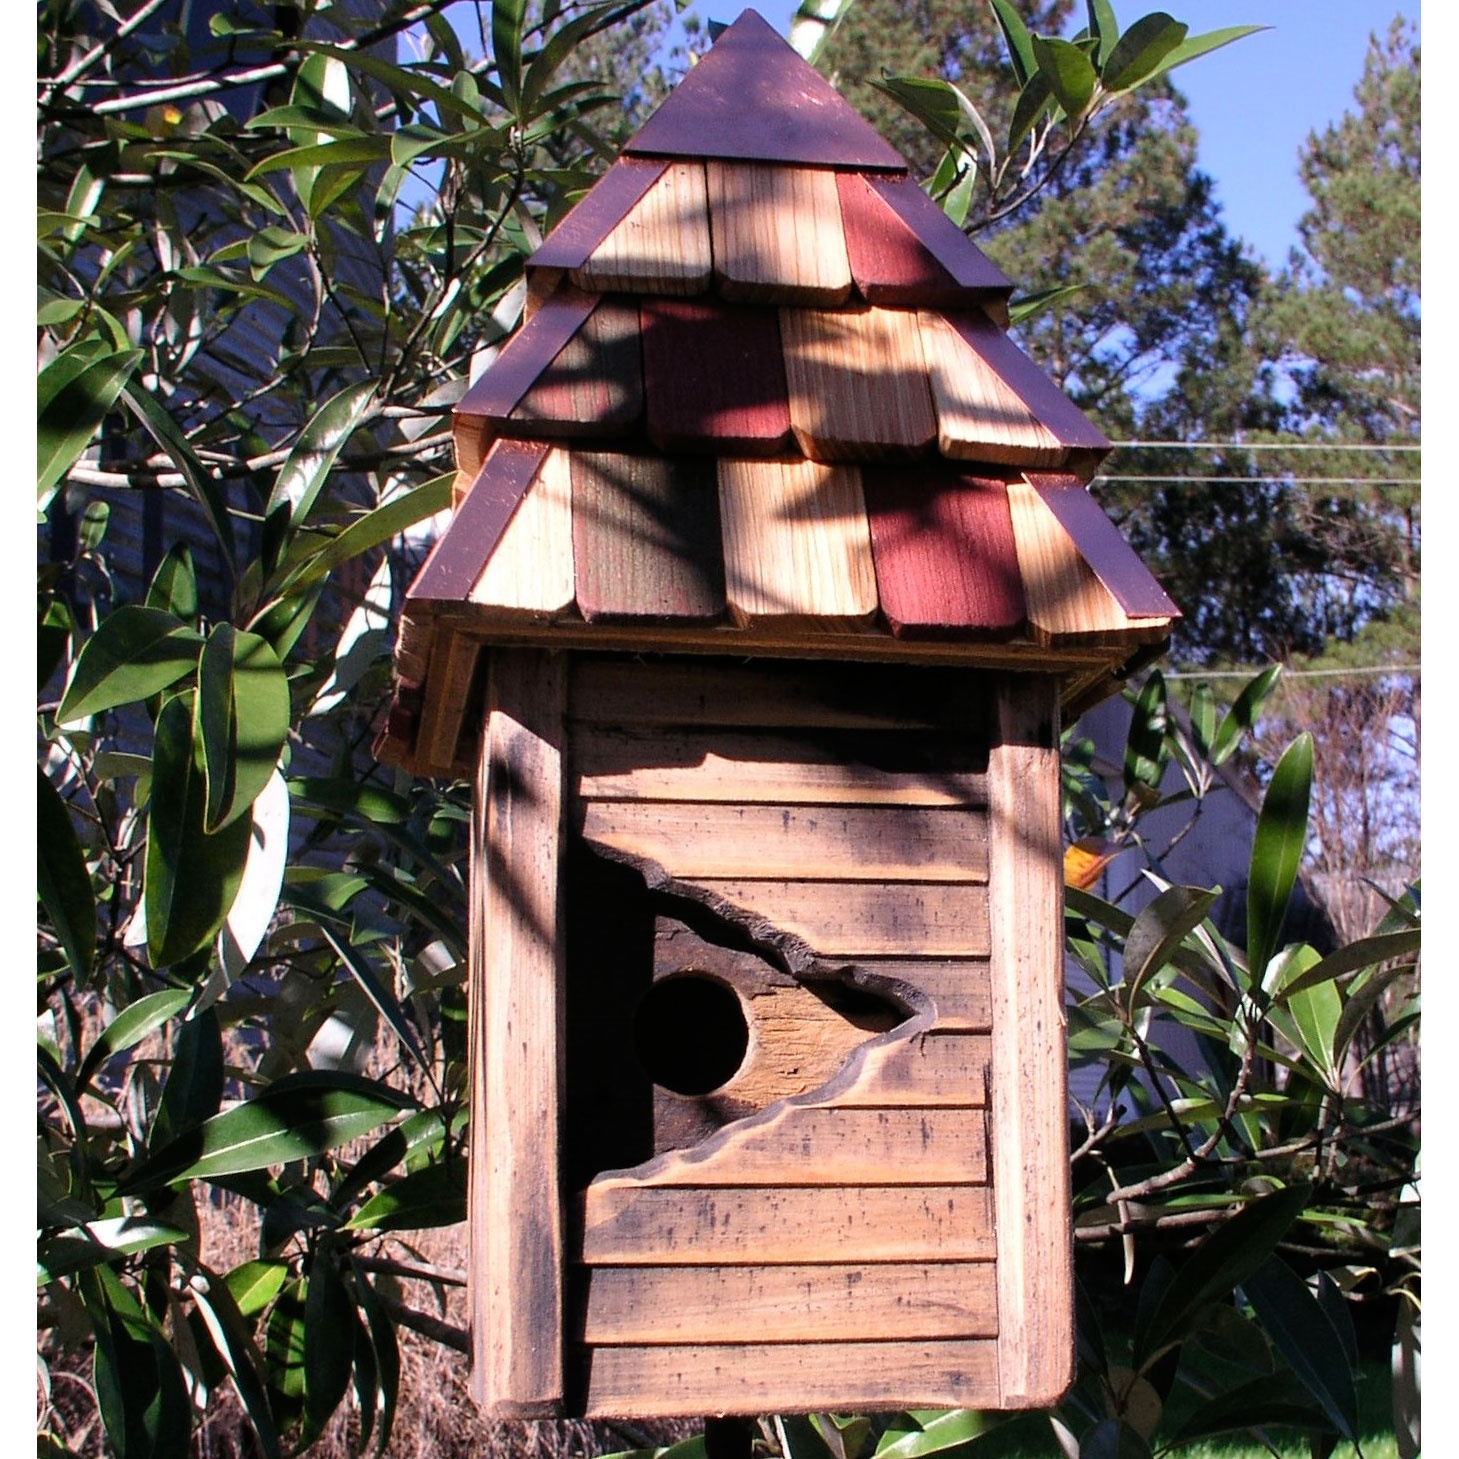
377,8,1179,776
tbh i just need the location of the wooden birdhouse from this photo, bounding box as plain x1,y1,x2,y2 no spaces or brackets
376,8,1178,1422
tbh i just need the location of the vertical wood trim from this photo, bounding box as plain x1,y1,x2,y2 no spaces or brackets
987,675,1072,1407
472,650,567,1416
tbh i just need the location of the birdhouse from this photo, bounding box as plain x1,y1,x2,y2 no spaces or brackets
376,9,1178,1422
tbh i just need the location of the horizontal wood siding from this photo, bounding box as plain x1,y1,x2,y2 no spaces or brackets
578,1338,1001,1416
562,655,1002,1412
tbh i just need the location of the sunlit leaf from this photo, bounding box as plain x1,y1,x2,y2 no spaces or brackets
195,626,290,832
1101,12,1187,93
58,606,202,723
1031,34,1097,118
38,346,143,501
121,1071,414,1190
1246,733,1313,985
144,693,252,967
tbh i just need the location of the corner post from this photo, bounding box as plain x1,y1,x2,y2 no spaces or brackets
469,647,568,1416
987,673,1073,1407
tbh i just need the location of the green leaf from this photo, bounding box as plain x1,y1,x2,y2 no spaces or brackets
39,1215,190,1283
1101,12,1187,93
149,1008,225,1152
1008,282,1089,325
223,1260,291,1319
37,346,143,500
1284,975,1341,1078
245,135,391,178
77,988,191,1091
1151,24,1270,83
266,381,377,528
1277,928,1421,998
190,1274,282,1459
144,692,252,967
352,1269,400,1458
118,382,237,572
38,594,73,691
344,1163,466,1232
990,0,1036,87
873,1409,992,1458
303,1248,356,1442
1211,664,1281,765
1164,1372,1329,1447
1246,734,1314,985
493,0,527,113
1009,68,1056,156
37,767,95,979
1122,884,1221,1013
1240,1259,1358,1440
1134,1184,1310,1364
274,470,451,596
316,924,428,1072
120,1071,413,1190
247,225,308,280
1031,34,1098,119
1123,670,1169,796
58,606,203,723
78,500,109,552
145,544,199,622
290,776,412,827
1188,682,1215,761
81,1266,193,1459
1085,0,1119,65
264,1279,308,1401
195,626,291,832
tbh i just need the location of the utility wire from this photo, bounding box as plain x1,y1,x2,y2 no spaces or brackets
1162,664,1421,682
1095,475,1418,487
1109,441,1421,452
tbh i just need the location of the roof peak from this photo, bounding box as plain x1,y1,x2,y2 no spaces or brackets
623,8,907,172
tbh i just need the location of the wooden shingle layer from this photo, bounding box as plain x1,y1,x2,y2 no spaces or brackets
379,6,1178,776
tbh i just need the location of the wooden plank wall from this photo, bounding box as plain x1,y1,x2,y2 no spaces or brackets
564,655,1004,1415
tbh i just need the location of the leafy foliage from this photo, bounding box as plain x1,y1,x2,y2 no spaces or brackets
36,3,1417,1457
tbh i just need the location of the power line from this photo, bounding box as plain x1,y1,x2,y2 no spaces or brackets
1095,475,1418,487
1162,664,1421,681
1110,440,1421,453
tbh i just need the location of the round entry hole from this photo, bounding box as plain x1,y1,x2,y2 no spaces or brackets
632,974,749,1096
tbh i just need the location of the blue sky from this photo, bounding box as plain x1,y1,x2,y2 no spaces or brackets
730,0,1418,269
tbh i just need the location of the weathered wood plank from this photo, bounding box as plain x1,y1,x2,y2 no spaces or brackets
988,675,1073,1408
836,170,965,306
944,310,1110,454
642,298,792,455
578,801,989,881
1026,473,1180,620
530,157,668,270
571,452,726,623
573,160,712,296
409,440,551,605
473,651,568,1417
579,1184,997,1265
919,312,1066,466
851,958,993,1031
578,1338,1001,1416
471,447,574,617
414,630,480,774
568,657,995,731
717,457,878,629
456,283,597,422
708,162,852,305
691,879,991,957
781,306,936,460
1006,478,1134,645
828,1031,991,1106
863,465,1027,639
592,1106,987,1188
581,1262,998,1345
509,296,643,436
571,727,990,806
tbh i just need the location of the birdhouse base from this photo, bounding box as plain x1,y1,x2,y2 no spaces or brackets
466,648,1073,1418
